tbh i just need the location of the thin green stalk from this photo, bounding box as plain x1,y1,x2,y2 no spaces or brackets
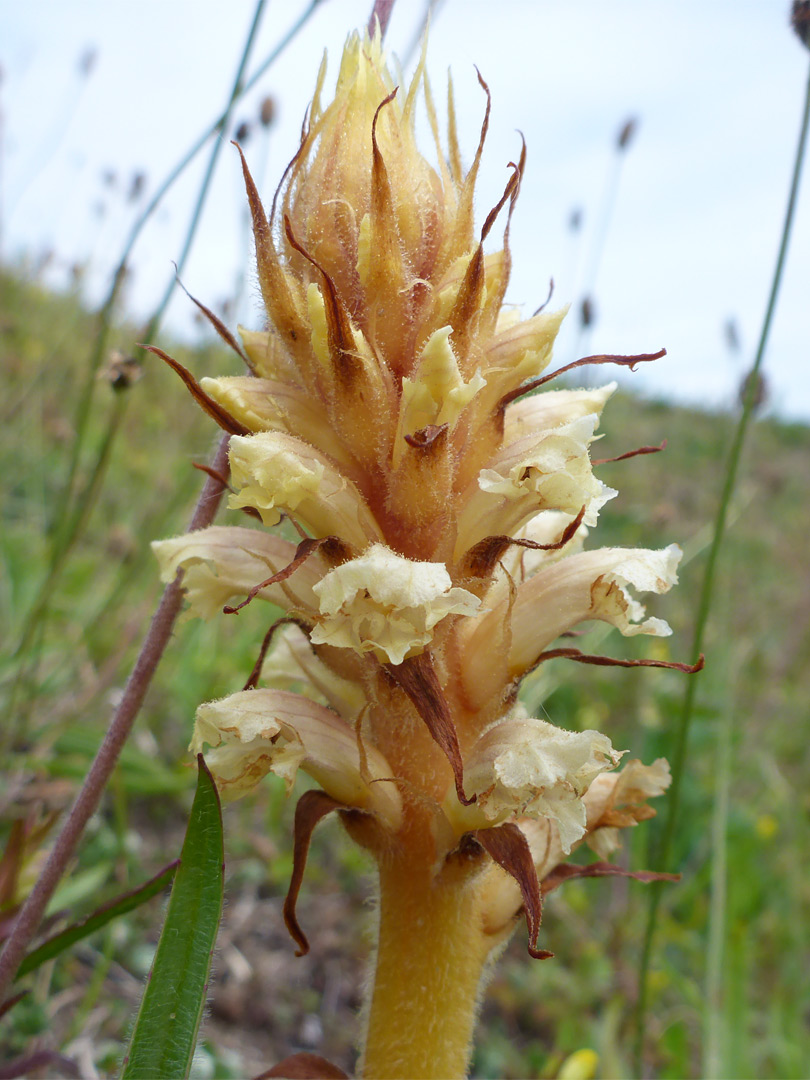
65,928,116,1044
633,53,810,1075
13,393,126,655
12,0,271,672
41,0,324,602
145,0,269,337
702,645,739,1077
570,117,637,367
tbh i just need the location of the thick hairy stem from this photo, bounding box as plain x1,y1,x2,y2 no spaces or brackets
0,436,231,1003
361,850,490,1079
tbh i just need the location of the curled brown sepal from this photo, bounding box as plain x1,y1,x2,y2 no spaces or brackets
462,506,586,578
592,440,667,466
532,277,555,317
283,214,361,385
480,140,525,245
172,267,249,365
194,458,260,519
141,345,250,436
283,790,352,957
253,1052,349,1079
242,616,312,691
541,859,681,896
404,422,449,451
192,462,232,490
473,823,553,960
535,647,705,675
383,651,474,806
369,89,403,290
223,536,349,615
499,348,666,410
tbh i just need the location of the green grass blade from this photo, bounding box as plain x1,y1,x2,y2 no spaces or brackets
16,861,178,979
121,756,224,1080
633,53,810,1074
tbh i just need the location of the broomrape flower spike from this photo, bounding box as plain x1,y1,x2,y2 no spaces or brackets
153,27,697,1079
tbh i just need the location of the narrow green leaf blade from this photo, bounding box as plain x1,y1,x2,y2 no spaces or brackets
122,756,224,1080
16,861,178,979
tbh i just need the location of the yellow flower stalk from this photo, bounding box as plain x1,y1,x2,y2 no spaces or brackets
153,28,699,1079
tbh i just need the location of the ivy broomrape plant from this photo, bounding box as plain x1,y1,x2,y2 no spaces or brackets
152,29,700,1079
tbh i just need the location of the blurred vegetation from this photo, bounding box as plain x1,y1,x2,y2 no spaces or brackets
1,266,808,1078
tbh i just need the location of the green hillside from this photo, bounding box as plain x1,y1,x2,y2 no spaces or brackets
1,267,808,1078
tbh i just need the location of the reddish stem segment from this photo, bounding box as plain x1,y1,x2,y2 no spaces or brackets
367,0,396,39
0,435,231,1003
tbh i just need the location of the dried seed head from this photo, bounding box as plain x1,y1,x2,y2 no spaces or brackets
792,1,810,49
99,350,142,392
616,115,638,151
128,171,146,202
259,95,277,128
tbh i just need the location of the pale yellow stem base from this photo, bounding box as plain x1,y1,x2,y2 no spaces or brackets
360,853,492,1080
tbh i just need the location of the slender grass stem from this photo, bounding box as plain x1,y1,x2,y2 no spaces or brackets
570,119,636,368
368,0,396,38
145,0,269,337
633,53,810,1075
0,436,231,1004
702,643,739,1079
40,0,324,612
12,0,271,673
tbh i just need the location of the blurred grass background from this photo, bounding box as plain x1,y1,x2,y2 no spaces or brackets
1,264,808,1078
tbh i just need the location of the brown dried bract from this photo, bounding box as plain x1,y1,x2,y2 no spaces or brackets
474,822,553,960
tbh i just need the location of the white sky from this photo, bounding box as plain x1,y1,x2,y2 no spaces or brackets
3,0,809,420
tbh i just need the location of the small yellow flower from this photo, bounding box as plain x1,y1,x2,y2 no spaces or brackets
309,544,481,665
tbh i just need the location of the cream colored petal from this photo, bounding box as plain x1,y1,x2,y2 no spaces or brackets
451,715,622,852
584,758,671,858
238,327,298,382
617,756,671,799
506,544,682,677
200,375,354,468
479,752,666,938
309,543,481,665
585,825,622,860
394,326,486,464
515,816,564,881
228,432,382,548
193,688,402,829
476,306,567,413
503,382,617,447
151,526,321,619
584,757,671,827
261,623,367,720
484,306,567,382
455,413,615,557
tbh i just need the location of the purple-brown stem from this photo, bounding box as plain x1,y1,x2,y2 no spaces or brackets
0,435,231,1003
367,0,396,39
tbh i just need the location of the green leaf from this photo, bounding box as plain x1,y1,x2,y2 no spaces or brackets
17,862,178,979
121,756,224,1080
44,863,112,917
